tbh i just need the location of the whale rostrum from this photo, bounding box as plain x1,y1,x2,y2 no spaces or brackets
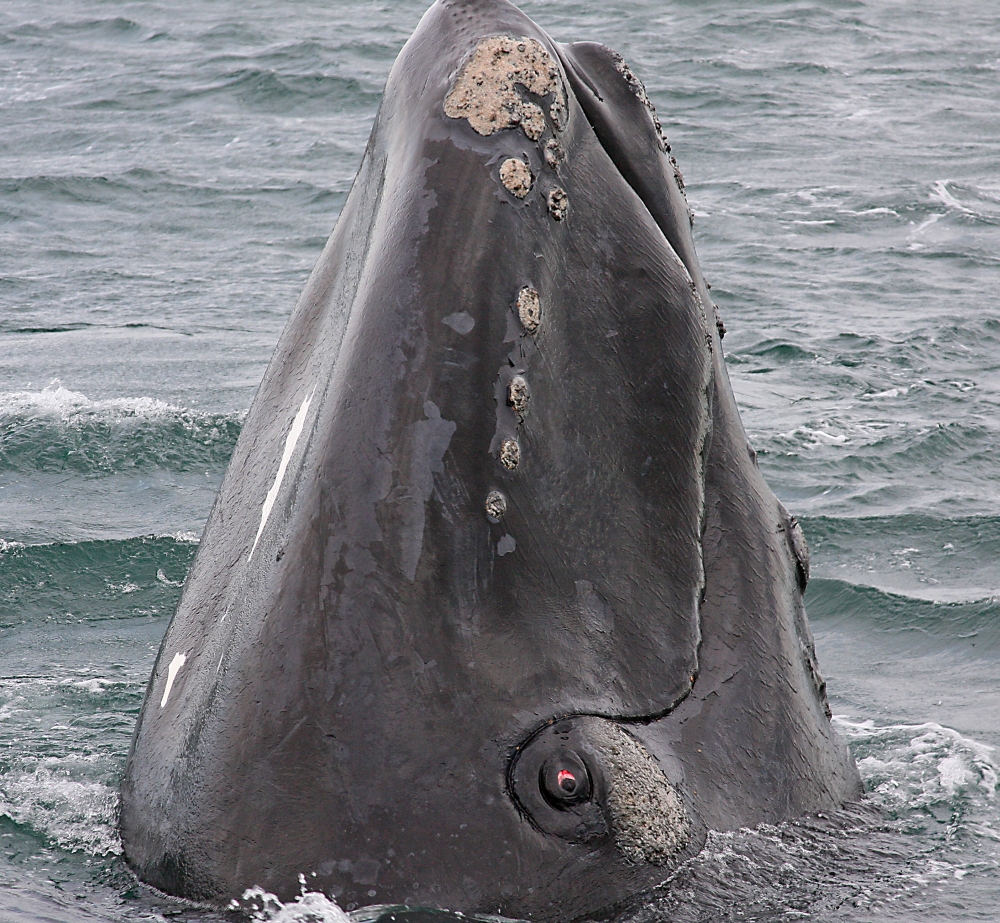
120,0,862,918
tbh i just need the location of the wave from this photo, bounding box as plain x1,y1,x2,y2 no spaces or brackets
806,577,1000,649
0,384,242,475
834,717,998,815
0,169,346,209
0,766,120,856
1,533,197,629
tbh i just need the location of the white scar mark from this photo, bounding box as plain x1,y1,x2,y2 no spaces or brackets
248,389,314,562
160,652,187,708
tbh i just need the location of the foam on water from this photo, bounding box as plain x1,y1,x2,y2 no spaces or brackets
0,765,121,857
0,382,244,475
836,719,998,808
232,884,351,923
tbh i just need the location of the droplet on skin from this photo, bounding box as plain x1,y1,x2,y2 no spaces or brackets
516,287,541,334
500,438,520,470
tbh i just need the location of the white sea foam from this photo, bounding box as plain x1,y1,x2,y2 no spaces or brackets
233,884,352,923
930,179,976,215
0,765,122,856
775,425,849,447
833,717,999,808
0,380,181,422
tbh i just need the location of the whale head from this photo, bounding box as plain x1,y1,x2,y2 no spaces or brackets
120,1,860,917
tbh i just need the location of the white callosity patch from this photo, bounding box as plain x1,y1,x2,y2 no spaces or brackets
500,438,520,470
444,36,566,141
159,651,187,708
543,138,563,168
547,186,568,220
609,50,668,154
508,375,529,415
499,157,533,197
249,390,315,562
592,723,690,865
485,489,507,521
516,286,542,333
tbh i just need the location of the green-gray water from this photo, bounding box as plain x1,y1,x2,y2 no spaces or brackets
2,1,999,920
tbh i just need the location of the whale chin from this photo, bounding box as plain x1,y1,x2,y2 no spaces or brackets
119,0,862,917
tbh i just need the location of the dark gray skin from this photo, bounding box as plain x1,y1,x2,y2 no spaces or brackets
119,0,862,919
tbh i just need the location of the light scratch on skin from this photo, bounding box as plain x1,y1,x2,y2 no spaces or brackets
160,652,187,708
249,389,315,562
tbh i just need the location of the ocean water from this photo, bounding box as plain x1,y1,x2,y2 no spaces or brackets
1,0,998,920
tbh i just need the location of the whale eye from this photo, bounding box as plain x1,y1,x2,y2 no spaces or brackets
540,752,592,808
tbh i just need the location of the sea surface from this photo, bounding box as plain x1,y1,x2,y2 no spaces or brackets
2,0,999,920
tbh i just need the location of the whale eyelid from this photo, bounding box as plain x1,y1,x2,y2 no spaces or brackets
248,389,315,563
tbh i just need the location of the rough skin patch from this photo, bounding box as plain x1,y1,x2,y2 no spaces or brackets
508,375,529,415
609,51,668,154
485,490,507,522
500,438,520,470
547,187,568,221
444,36,567,142
516,287,541,333
543,138,563,168
594,724,690,866
499,157,533,197
611,49,688,201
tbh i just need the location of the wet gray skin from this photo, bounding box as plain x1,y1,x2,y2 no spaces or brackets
119,0,862,918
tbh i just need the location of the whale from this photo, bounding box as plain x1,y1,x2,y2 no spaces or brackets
119,0,862,918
